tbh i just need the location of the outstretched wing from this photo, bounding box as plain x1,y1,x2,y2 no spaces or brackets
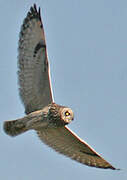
18,4,53,114
37,126,116,170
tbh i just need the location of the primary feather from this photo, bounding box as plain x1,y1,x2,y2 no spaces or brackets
3,4,119,170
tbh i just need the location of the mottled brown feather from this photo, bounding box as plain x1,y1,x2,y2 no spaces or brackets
4,4,119,170
18,5,53,114
37,126,116,170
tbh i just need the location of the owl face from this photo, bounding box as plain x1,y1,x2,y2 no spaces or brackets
60,107,74,124
47,103,74,127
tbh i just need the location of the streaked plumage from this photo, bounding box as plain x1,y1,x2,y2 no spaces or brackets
4,4,118,170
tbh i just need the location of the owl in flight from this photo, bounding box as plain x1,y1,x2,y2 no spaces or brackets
4,4,118,170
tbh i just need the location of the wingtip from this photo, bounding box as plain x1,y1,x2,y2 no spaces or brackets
33,3,37,9
28,4,42,25
114,168,121,171
31,4,40,12
108,165,121,170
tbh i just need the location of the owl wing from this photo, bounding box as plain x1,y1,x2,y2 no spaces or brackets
18,4,53,114
37,126,116,170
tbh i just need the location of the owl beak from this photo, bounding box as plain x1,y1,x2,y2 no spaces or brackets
67,116,74,124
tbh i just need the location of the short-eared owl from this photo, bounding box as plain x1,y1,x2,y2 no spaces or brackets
4,4,118,170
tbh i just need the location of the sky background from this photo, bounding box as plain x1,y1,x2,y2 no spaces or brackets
0,0,127,179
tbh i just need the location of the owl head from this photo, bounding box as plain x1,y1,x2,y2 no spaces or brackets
60,107,74,124
48,103,74,127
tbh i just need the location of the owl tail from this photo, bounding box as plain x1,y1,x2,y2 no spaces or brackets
4,118,28,137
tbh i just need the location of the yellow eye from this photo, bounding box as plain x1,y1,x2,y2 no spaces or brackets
65,111,70,116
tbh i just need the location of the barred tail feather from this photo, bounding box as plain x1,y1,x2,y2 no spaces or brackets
4,118,28,137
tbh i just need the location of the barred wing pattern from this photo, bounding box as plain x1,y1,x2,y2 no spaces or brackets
16,5,117,170
37,126,115,169
18,5,53,114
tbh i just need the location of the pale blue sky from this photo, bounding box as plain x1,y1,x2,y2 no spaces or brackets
0,0,127,179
